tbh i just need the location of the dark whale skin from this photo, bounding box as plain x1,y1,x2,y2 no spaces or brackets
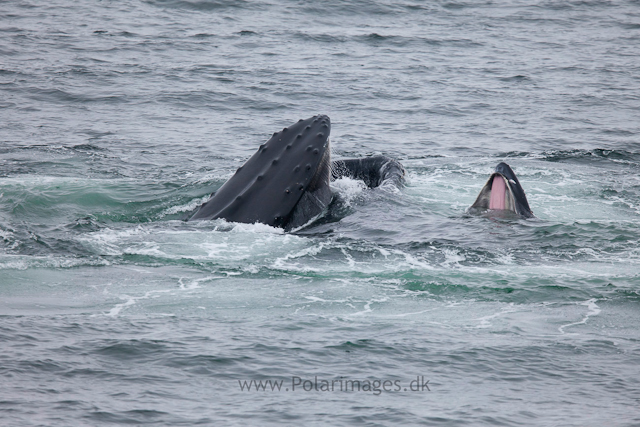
469,162,534,218
189,115,332,230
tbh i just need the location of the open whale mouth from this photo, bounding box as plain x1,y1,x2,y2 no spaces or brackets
470,173,518,214
488,173,513,211
468,162,534,218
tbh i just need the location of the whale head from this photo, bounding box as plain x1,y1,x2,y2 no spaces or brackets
189,115,332,230
469,162,533,218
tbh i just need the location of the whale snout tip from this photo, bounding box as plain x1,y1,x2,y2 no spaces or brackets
494,162,515,177
316,114,330,125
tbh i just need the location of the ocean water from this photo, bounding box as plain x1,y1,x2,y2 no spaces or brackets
1,0,640,425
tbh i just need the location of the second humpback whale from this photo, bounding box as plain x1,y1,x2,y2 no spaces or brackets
468,162,534,218
188,115,404,230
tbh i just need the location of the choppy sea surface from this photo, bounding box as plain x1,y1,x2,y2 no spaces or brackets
2,0,640,425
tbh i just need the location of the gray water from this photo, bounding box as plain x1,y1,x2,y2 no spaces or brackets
1,0,640,425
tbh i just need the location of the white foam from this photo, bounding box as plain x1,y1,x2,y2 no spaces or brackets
473,303,517,329
107,295,137,316
388,248,435,271
178,277,212,290
441,248,465,267
0,228,14,241
160,195,210,216
348,296,390,317
105,283,204,316
341,248,356,268
332,177,367,206
193,172,232,185
78,220,293,262
387,308,437,318
272,240,328,272
0,254,111,270
230,221,284,234
558,299,601,334
494,250,515,265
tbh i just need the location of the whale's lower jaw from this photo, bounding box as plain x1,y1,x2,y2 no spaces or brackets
285,145,332,230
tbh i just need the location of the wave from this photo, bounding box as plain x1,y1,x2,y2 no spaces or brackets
143,0,256,11
490,149,640,165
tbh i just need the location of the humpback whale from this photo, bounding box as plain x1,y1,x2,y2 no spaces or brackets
189,115,405,230
188,115,533,228
468,162,534,218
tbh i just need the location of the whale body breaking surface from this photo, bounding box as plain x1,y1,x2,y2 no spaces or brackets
190,115,533,230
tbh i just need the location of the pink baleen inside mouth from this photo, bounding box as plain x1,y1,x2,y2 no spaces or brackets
489,175,507,210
